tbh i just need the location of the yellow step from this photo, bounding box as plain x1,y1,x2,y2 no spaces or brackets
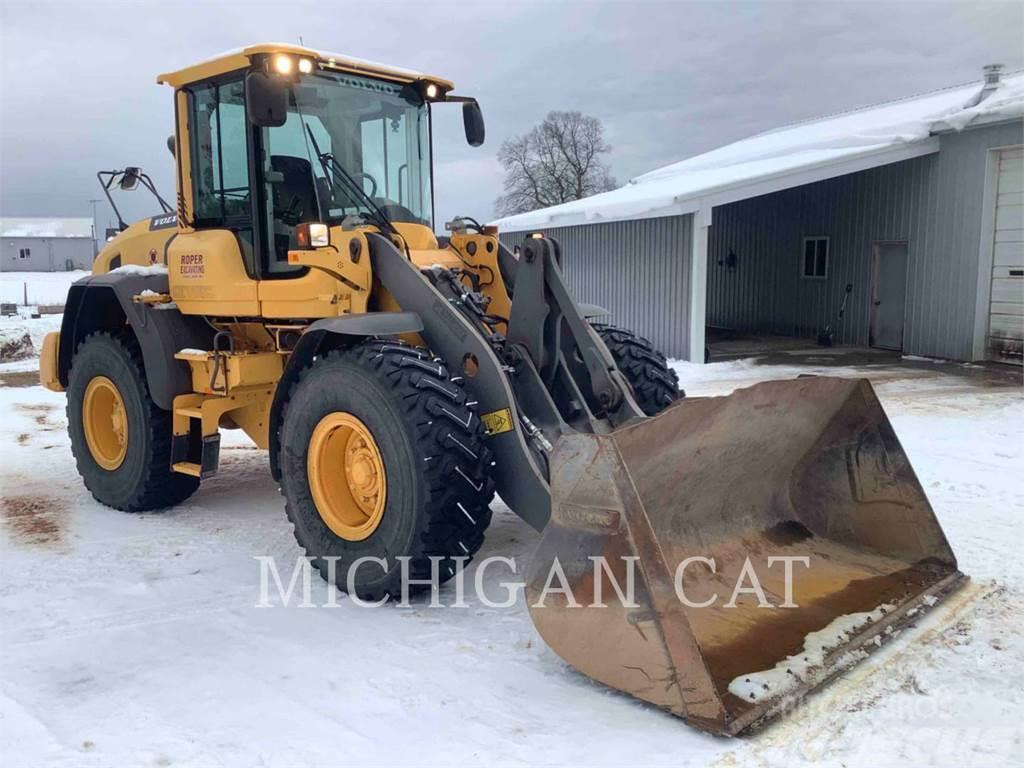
171,462,202,477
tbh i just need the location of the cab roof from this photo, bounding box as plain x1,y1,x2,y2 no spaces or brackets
156,42,454,90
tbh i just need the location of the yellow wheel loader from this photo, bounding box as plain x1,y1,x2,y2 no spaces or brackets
41,43,965,736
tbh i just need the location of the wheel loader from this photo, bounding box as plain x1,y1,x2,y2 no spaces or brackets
41,43,965,736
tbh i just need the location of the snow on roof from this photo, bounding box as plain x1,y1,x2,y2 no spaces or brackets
492,70,1024,232
1,217,94,238
157,42,450,89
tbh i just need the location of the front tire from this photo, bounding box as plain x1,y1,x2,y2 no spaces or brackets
279,340,494,602
592,323,682,415
67,332,199,511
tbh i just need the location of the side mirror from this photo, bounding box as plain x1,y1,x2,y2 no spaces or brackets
120,167,141,191
463,100,485,147
246,71,287,128
166,135,176,158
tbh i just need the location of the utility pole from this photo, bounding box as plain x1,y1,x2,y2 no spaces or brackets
88,198,101,256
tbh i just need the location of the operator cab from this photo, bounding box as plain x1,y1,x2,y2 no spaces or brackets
158,44,484,288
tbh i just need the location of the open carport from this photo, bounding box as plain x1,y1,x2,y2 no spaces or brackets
496,68,1024,365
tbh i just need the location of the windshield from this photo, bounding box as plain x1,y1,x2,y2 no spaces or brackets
265,71,433,230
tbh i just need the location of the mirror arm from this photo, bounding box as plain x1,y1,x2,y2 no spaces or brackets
436,94,484,147
138,172,173,214
96,170,128,231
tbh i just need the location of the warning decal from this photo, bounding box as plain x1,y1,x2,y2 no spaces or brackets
481,408,514,436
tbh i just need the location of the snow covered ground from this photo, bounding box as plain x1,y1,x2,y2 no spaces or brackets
0,311,63,371
0,270,87,306
0,272,79,374
1,353,1021,767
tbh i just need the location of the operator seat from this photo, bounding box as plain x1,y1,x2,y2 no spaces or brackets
270,155,319,225
269,155,319,263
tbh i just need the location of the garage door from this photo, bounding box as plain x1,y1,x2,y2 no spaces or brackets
988,146,1024,365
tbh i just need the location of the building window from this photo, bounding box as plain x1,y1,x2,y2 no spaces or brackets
802,237,829,279
18,247,31,259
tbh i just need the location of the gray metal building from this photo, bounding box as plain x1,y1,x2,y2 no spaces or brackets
496,69,1024,365
1,218,96,272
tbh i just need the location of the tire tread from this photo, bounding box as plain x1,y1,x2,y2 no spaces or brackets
592,323,682,415
281,339,494,598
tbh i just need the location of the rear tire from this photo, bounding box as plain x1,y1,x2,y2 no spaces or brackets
67,331,199,511
279,340,494,602
592,323,682,415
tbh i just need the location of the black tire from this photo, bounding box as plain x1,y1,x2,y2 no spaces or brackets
67,331,199,511
279,340,495,602
592,323,682,415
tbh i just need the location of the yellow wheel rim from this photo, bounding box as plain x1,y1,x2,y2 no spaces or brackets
307,412,387,541
82,376,128,470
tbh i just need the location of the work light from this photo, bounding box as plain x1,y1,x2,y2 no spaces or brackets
295,222,330,249
273,54,293,75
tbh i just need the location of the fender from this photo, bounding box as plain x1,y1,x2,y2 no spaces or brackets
268,311,423,481
578,303,610,319
58,272,213,410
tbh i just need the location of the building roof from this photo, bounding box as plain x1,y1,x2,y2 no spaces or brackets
492,69,1024,232
157,42,454,90
1,217,94,238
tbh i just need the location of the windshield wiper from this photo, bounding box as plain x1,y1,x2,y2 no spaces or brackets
304,125,399,239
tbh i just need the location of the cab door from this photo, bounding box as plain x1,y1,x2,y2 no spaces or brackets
254,106,346,318
169,77,260,317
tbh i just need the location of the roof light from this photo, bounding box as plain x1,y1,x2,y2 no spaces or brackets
425,83,439,99
273,54,293,75
298,58,314,74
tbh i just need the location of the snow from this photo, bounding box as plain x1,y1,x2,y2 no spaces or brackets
1,356,1021,766
728,603,895,703
110,264,168,276
166,42,429,83
0,271,87,306
492,70,1024,231
0,217,93,239
0,312,63,372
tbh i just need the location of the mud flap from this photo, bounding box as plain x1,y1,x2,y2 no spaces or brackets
526,376,964,735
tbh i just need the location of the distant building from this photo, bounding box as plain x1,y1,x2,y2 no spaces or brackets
495,67,1024,366
1,217,95,272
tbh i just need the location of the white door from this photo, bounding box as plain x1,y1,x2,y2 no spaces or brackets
988,147,1024,365
870,242,909,351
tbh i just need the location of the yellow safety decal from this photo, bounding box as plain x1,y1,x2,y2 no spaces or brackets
481,408,514,436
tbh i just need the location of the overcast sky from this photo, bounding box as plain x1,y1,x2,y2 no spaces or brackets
1,0,1022,232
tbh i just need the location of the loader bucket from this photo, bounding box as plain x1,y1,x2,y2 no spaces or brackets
526,376,964,736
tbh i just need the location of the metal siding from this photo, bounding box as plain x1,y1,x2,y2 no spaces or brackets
501,215,692,358
706,119,1024,359
1,237,94,272
499,120,1023,363
49,238,95,270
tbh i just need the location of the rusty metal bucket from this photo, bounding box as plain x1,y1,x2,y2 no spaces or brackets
526,376,965,736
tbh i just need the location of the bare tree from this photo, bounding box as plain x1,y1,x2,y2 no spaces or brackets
495,111,617,216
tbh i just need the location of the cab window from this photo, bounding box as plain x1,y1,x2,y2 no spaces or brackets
187,78,255,272
262,109,329,271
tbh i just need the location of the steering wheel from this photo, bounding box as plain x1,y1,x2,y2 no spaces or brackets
360,172,378,198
